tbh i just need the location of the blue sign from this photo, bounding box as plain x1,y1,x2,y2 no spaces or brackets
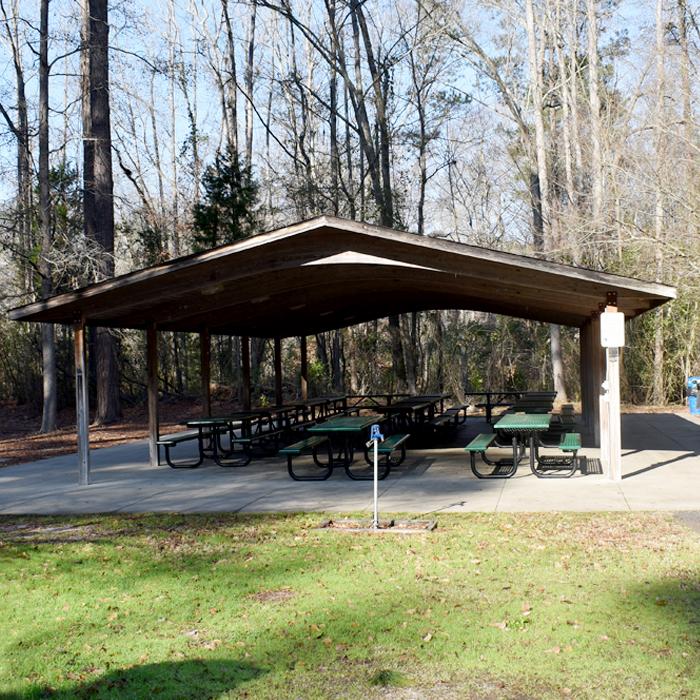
370,424,384,442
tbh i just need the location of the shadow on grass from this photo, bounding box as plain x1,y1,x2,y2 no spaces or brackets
625,575,700,663
0,658,263,700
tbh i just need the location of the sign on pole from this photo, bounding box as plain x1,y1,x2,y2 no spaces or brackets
369,424,384,529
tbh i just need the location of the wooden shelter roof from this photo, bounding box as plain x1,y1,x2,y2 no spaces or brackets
8,216,676,336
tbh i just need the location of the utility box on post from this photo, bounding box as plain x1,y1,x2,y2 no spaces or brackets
600,311,625,348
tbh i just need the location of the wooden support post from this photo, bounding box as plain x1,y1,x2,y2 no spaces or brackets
580,314,605,450
591,314,603,447
600,300,623,481
606,346,622,480
241,335,251,410
147,325,159,467
300,335,308,400
73,320,91,485
274,336,283,406
579,322,591,432
200,328,211,416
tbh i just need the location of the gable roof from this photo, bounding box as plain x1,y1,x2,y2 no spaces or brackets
8,216,676,337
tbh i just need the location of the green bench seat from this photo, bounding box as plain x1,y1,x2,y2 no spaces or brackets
443,405,468,425
533,432,581,478
157,429,200,446
559,432,581,452
157,429,205,469
464,433,497,452
279,435,329,456
377,433,409,455
464,433,519,479
279,435,333,481
358,433,410,479
429,414,454,429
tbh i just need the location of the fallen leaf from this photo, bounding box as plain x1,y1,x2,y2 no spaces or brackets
489,621,507,630
545,646,561,654
422,632,433,642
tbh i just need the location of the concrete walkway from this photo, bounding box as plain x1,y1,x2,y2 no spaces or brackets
0,413,698,515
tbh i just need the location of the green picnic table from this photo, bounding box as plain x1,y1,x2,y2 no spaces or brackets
494,412,552,476
185,411,275,467
308,414,384,478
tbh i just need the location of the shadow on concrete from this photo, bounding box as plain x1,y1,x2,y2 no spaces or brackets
621,413,700,452
623,451,697,480
0,659,263,699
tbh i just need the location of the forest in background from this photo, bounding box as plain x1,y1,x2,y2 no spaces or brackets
0,0,697,430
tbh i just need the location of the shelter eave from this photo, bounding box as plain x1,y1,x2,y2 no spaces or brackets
7,215,676,334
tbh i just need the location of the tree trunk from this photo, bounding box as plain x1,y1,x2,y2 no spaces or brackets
586,0,604,227
525,0,550,250
0,0,33,293
331,330,342,390
244,4,256,169
82,0,120,424
38,0,56,433
221,0,239,155
651,0,666,405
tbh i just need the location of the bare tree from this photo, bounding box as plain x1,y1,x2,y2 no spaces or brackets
38,0,56,432
0,0,32,293
82,0,120,423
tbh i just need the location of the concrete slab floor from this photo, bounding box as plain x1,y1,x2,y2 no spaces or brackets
0,413,698,515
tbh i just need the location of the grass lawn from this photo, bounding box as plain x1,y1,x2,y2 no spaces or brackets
0,512,698,699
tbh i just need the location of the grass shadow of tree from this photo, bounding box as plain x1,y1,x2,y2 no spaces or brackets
0,658,263,700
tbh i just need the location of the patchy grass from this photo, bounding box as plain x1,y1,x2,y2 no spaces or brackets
0,512,698,699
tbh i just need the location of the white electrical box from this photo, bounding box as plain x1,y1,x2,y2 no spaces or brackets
601,311,625,348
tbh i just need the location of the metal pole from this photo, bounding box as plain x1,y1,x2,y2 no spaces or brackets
147,325,159,467
373,437,379,530
74,320,91,485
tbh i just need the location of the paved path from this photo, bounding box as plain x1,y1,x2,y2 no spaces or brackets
0,413,698,514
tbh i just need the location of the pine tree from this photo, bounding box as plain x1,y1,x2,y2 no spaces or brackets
192,148,259,250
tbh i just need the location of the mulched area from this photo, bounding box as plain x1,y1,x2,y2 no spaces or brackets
0,397,241,468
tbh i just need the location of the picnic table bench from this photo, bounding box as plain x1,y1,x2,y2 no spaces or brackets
464,432,521,479
360,433,410,480
157,429,208,469
429,404,468,430
279,435,333,481
533,432,581,478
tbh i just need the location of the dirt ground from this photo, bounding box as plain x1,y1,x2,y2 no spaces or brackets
0,398,690,468
0,397,241,468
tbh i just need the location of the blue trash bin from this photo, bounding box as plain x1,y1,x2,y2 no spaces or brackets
688,376,700,415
